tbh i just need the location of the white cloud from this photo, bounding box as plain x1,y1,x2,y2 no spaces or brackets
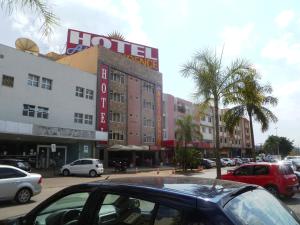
4,0,151,53
220,23,255,56
261,33,300,64
275,10,295,28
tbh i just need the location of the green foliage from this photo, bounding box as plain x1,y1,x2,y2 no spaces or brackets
223,69,278,161
175,115,202,144
175,147,201,171
1,0,59,36
175,115,202,172
263,135,294,157
181,48,251,178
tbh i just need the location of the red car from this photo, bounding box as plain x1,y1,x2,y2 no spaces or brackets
221,162,299,197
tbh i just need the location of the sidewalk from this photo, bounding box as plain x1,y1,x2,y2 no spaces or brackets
32,166,176,178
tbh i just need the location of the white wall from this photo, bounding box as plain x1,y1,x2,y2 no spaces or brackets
0,44,97,131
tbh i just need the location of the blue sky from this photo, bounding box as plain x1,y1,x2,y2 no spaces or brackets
1,0,300,146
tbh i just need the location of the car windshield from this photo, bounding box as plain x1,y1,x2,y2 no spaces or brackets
224,189,300,225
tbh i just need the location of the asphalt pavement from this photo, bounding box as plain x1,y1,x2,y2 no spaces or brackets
1,168,300,220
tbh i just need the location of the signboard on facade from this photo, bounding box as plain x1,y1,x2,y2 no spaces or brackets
83,145,89,153
51,144,56,152
97,64,109,134
155,86,162,146
66,29,159,71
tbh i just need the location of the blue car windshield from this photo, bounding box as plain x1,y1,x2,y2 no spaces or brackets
224,189,300,225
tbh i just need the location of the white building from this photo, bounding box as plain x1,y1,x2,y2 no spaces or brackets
0,44,106,169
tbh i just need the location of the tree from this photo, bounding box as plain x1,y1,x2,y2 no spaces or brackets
107,31,125,41
263,135,294,157
0,0,59,36
181,49,250,178
175,115,202,171
223,70,278,161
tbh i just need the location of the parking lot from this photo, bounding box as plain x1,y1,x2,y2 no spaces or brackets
1,168,300,220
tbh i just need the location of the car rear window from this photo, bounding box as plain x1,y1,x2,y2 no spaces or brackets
224,189,300,225
279,165,294,175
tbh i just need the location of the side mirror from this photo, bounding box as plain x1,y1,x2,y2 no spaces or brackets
70,163,74,166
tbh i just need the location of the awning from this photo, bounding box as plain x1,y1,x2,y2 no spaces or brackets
107,145,150,151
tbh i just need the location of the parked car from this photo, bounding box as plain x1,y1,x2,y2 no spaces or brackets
201,158,216,168
221,158,235,166
1,176,299,225
0,165,42,204
221,162,298,198
233,158,243,166
60,158,104,177
0,158,31,172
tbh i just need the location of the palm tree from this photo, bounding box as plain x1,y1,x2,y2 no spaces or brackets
175,115,202,171
1,0,59,36
181,49,251,178
223,69,278,161
107,31,125,41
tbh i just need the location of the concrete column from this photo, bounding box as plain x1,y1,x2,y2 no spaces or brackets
155,151,159,165
132,151,136,167
104,149,109,168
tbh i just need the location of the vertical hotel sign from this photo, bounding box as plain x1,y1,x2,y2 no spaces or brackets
156,86,162,146
98,64,109,134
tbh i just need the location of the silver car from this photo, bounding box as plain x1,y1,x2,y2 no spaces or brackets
0,165,42,204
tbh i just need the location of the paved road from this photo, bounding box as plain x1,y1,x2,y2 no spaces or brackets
1,168,300,220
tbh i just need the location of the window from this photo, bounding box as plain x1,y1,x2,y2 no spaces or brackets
110,112,125,123
75,86,84,97
110,91,125,103
86,89,94,100
109,130,125,141
28,74,39,87
23,104,35,117
224,189,300,225
201,127,206,133
110,70,125,84
34,192,90,225
154,205,182,225
0,168,26,179
209,128,212,134
220,127,223,132
84,114,93,125
41,77,52,90
144,134,155,143
234,166,253,176
143,81,154,94
81,160,93,165
254,165,269,175
224,138,227,143
74,113,83,123
72,160,82,165
95,194,155,225
2,75,14,87
208,116,212,123
201,116,206,121
37,106,49,119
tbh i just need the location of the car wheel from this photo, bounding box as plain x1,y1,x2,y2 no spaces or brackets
15,188,32,204
285,193,295,199
63,169,70,176
227,164,230,167
89,170,97,177
265,185,279,197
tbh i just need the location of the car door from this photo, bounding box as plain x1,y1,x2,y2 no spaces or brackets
81,160,93,175
92,192,184,225
26,190,94,225
233,165,254,184
251,165,270,187
0,167,27,200
70,160,82,174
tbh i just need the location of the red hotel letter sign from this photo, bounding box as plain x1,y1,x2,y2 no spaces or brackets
98,64,109,132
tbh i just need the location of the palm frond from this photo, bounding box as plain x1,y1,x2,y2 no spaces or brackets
223,106,246,134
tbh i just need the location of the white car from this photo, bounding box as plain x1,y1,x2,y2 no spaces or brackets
61,158,104,177
0,165,42,204
221,158,235,166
